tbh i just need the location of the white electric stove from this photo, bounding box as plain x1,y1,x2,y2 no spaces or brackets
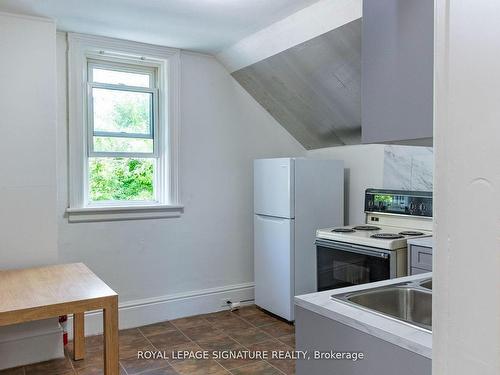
317,223,432,251
316,189,432,291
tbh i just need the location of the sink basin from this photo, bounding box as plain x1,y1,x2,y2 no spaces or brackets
332,279,432,332
419,279,432,290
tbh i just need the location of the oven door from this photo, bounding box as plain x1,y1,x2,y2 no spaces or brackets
316,239,392,291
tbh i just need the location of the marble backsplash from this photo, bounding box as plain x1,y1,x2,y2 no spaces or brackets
383,145,433,191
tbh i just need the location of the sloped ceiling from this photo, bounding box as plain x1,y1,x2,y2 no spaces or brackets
232,19,362,150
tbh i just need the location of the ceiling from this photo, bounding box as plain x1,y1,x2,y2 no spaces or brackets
232,19,362,149
0,0,321,53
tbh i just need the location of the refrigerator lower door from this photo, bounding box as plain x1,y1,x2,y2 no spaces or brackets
254,214,294,321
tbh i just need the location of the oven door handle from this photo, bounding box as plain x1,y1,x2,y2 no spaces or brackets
315,239,390,259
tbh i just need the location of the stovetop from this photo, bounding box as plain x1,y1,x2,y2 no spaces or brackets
316,224,432,250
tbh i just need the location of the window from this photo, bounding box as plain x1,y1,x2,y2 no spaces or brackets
87,60,158,203
67,33,182,222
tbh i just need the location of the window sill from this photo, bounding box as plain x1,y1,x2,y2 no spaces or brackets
66,204,184,223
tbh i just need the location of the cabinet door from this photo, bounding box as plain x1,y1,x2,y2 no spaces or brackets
411,267,430,275
362,0,434,144
410,245,433,271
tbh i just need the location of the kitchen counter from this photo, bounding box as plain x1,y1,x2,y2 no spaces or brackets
407,236,433,248
294,273,432,359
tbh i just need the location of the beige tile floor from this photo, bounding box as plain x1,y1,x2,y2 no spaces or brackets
0,305,295,375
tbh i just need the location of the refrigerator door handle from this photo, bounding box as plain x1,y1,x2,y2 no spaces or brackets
255,214,290,222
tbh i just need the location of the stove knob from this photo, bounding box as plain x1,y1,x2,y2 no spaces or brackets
419,203,426,212
368,200,374,208
409,203,416,211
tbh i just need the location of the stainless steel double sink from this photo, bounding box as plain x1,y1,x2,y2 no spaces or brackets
331,278,432,332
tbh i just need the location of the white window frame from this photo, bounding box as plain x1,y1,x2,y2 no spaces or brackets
66,33,183,222
87,59,158,158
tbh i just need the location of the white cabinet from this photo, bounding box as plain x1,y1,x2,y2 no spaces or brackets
296,306,431,375
407,238,433,275
362,0,434,144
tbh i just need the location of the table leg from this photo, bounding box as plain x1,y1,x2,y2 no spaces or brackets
73,312,85,360
103,296,119,375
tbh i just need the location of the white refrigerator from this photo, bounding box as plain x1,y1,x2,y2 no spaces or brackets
254,158,344,321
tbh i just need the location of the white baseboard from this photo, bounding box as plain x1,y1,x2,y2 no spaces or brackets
67,282,254,339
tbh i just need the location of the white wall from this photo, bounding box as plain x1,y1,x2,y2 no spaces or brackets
56,34,305,308
434,1,500,374
308,145,385,224
0,12,61,367
0,12,58,269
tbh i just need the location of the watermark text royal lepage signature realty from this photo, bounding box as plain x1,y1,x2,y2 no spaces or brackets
137,349,364,362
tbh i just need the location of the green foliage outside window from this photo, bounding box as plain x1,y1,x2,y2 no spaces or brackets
89,98,155,201
113,98,150,132
89,158,154,201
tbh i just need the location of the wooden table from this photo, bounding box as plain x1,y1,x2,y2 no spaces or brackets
0,263,119,374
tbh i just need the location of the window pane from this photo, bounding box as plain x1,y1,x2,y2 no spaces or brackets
93,136,153,154
92,68,150,87
88,158,154,201
93,88,152,135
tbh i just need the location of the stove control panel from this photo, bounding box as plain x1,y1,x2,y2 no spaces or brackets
365,189,432,217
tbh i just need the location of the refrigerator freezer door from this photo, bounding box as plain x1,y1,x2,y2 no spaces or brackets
254,158,294,218
254,214,294,321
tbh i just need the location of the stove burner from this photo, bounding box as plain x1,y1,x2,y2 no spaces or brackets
331,228,355,233
353,225,381,231
371,233,405,239
399,231,424,236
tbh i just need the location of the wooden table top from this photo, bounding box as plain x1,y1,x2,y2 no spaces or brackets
0,263,117,314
